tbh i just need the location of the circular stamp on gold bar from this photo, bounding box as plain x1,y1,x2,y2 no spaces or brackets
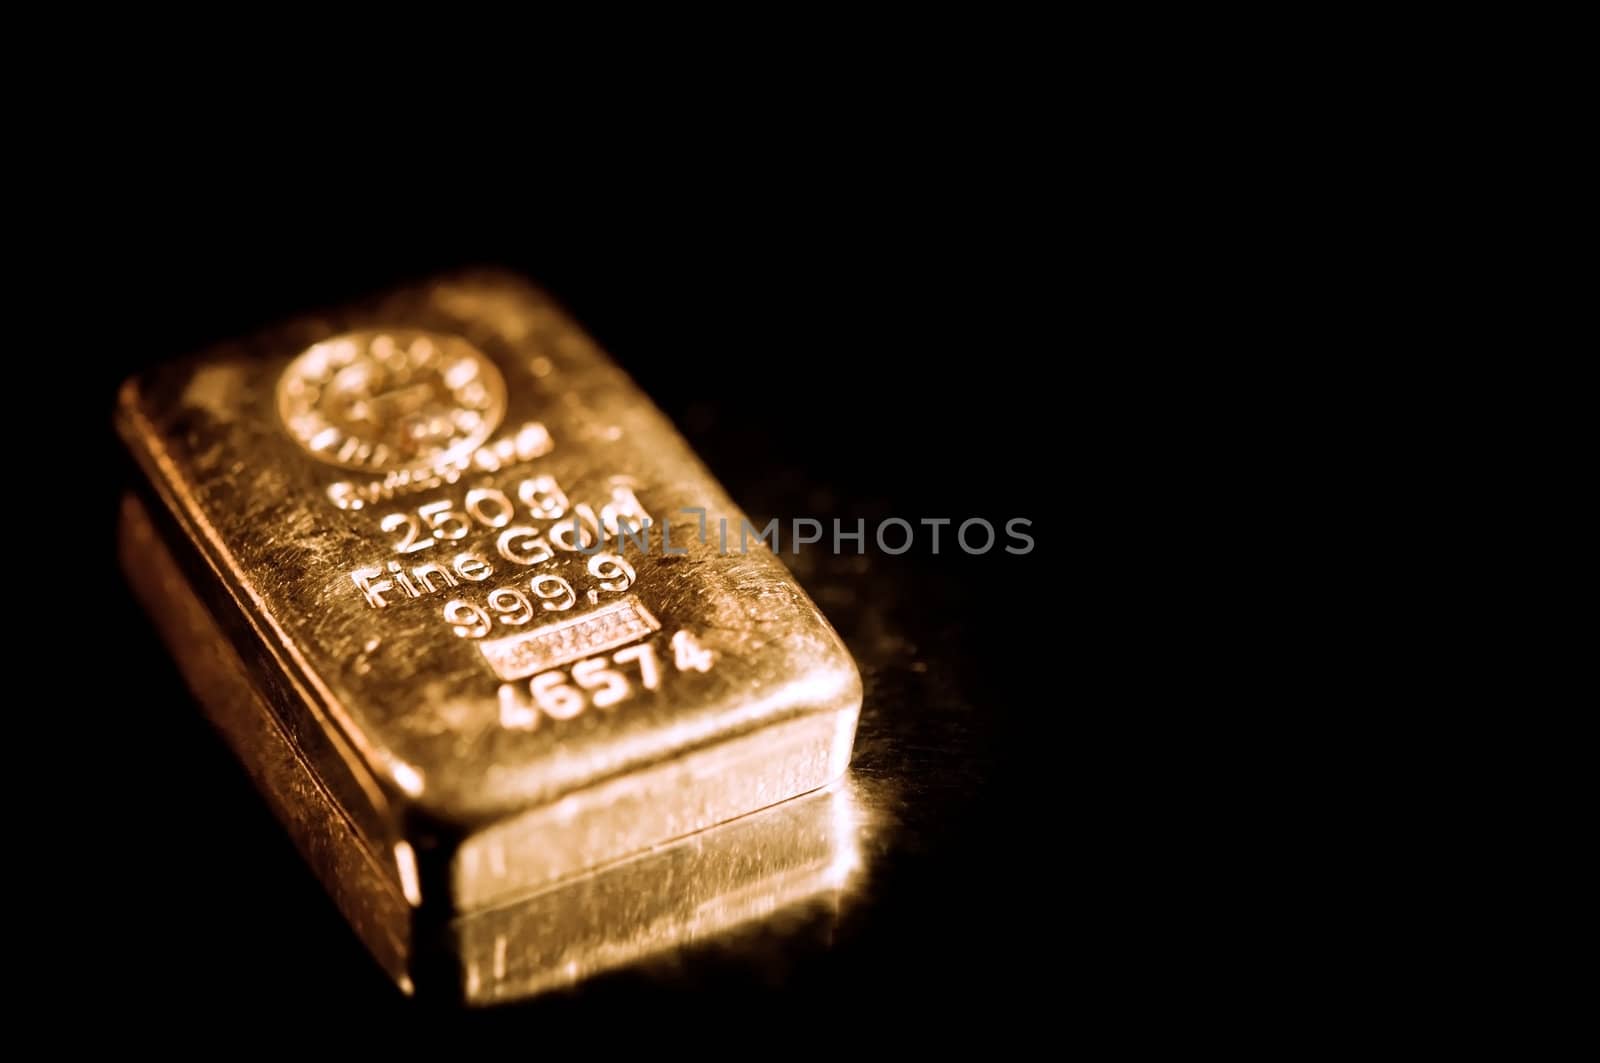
278,329,507,472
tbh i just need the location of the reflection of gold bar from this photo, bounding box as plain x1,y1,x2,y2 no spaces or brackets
116,273,861,996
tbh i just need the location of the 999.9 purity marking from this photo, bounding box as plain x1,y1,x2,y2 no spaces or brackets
442,552,636,636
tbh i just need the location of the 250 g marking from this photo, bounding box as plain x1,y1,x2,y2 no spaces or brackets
381,476,648,555
498,631,715,729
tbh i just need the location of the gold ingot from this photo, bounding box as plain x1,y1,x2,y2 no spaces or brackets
116,272,862,1000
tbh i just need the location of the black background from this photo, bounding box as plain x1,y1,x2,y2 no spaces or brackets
60,201,1073,1034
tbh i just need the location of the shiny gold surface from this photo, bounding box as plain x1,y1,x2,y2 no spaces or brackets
453,782,863,1005
115,273,862,999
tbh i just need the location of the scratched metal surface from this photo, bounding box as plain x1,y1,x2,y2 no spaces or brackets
117,274,858,826
95,270,1030,1029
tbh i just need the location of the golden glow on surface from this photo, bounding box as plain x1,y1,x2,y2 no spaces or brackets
389,761,425,798
395,841,422,907
456,779,869,1005
454,707,857,910
825,778,866,887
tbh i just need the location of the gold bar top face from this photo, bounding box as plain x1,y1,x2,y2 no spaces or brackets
118,274,860,916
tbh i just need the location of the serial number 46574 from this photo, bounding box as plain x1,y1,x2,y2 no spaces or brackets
498,631,715,730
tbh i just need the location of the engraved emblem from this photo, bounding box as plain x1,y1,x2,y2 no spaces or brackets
278,330,507,472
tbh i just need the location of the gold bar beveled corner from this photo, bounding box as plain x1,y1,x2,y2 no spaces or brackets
115,272,862,996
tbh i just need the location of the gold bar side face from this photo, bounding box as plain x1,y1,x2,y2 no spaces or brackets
454,783,862,1005
116,272,861,931
119,494,414,987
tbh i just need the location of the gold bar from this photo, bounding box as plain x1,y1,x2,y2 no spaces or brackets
116,272,861,997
